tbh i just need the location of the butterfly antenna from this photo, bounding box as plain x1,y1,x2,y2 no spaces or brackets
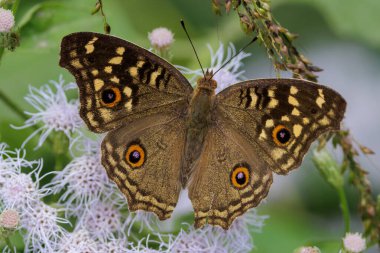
211,36,258,80
180,20,205,76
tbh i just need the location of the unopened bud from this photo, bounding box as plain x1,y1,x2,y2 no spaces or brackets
0,209,19,229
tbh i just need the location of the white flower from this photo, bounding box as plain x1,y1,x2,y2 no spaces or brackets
0,209,19,229
13,75,83,149
168,209,266,253
0,8,15,32
342,232,366,253
123,210,160,236
148,27,174,50
58,229,99,253
21,201,69,252
0,147,48,210
298,246,321,253
49,152,114,215
77,200,122,241
126,236,164,253
98,237,129,253
177,42,251,93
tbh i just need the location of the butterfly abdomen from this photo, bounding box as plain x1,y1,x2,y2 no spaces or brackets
181,78,216,187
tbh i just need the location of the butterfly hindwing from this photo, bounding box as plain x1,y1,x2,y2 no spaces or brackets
59,32,193,133
101,114,186,220
215,78,346,174
188,119,273,229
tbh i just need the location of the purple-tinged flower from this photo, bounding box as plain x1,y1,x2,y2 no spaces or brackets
13,76,83,149
148,27,174,50
342,232,366,253
77,200,122,242
21,202,69,252
0,209,19,229
167,209,266,252
57,229,99,253
0,146,48,210
0,8,14,32
48,152,114,216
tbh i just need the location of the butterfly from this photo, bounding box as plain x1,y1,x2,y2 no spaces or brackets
59,32,346,229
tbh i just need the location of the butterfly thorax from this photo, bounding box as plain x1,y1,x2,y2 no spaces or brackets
181,72,217,187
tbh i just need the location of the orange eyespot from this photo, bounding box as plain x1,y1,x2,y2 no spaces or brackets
272,125,291,146
100,87,121,107
231,165,250,189
125,144,145,168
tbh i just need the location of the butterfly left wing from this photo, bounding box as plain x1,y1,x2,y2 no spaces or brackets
101,113,186,220
215,78,346,175
60,32,193,133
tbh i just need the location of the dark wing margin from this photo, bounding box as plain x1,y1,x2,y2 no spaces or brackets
59,32,193,133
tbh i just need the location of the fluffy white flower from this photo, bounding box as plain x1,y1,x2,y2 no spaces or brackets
0,8,14,32
58,229,99,253
298,246,321,253
0,147,48,210
49,152,114,215
167,209,266,253
98,237,129,253
177,42,251,93
342,232,366,253
13,75,83,149
77,200,122,241
148,27,174,50
22,201,69,252
123,210,160,236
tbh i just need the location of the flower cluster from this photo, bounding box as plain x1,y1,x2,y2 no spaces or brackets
13,75,83,149
0,144,68,251
0,7,14,33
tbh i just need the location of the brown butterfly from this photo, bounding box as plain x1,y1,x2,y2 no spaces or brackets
59,32,346,229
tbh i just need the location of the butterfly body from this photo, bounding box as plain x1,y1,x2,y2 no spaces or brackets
60,32,346,229
182,71,217,186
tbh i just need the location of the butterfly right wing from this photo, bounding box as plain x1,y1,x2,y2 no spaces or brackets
187,118,273,229
215,79,346,175
60,32,193,133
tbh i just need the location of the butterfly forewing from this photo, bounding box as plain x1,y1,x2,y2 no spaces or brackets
59,32,193,133
215,78,346,174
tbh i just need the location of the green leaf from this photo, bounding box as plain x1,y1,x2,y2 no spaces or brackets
274,0,380,48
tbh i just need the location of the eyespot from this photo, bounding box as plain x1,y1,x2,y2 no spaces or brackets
101,87,121,107
272,125,291,146
230,165,250,189
125,144,145,168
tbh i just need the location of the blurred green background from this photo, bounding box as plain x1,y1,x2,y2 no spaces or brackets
0,0,379,252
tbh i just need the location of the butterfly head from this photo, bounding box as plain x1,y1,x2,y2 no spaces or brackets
196,69,217,91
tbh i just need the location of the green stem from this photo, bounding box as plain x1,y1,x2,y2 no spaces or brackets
4,236,13,251
11,0,21,15
0,89,28,121
0,47,4,65
337,186,351,233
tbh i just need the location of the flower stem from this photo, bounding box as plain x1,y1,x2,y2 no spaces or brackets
12,0,21,15
4,236,13,251
337,186,351,233
0,47,4,65
0,89,28,121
